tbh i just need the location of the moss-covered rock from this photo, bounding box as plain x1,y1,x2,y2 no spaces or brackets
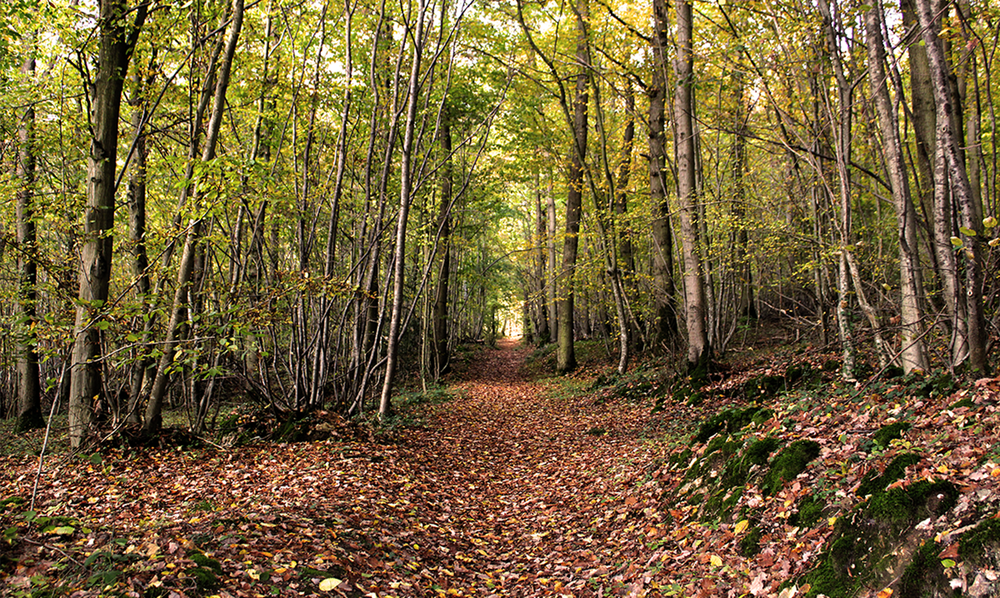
857,453,922,496
743,374,786,401
959,518,1000,565
897,538,950,598
761,439,820,495
948,397,976,410
187,552,223,592
920,372,956,399
738,522,763,557
790,494,825,529
694,406,767,444
801,480,958,598
872,422,912,450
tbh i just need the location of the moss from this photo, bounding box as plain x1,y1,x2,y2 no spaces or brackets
751,408,774,426
866,481,957,524
802,480,958,598
959,518,1000,565
738,523,763,557
872,422,911,450
790,494,825,529
881,366,905,380
694,406,765,444
189,566,219,591
761,439,820,496
669,448,693,468
948,397,975,410
857,453,922,496
744,436,780,465
744,374,786,401
785,364,813,384
188,552,223,592
699,437,781,521
920,372,956,399
898,539,950,598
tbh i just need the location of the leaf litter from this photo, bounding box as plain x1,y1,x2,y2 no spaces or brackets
1,339,999,597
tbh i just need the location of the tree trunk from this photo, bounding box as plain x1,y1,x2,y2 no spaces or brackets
555,0,590,374
546,176,558,343
143,0,243,435
915,0,987,373
819,0,857,380
432,115,453,377
533,178,549,344
15,43,43,433
379,0,428,417
864,3,929,373
126,54,156,425
674,0,709,369
649,0,678,350
68,0,147,448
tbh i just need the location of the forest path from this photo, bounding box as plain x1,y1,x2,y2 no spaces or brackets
380,338,669,596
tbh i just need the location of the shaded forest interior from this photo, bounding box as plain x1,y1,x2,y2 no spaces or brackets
1,0,999,508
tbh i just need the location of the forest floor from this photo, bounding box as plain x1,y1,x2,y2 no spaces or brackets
2,337,1000,597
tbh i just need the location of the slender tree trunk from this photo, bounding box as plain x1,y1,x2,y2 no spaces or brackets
432,115,453,377
546,176,558,343
144,0,243,435
533,177,549,344
15,43,43,433
555,0,590,373
674,0,709,369
819,0,858,379
916,0,987,373
864,3,929,373
380,0,428,417
732,71,756,322
126,54,156,425
649,0,678,350
68,0,147,448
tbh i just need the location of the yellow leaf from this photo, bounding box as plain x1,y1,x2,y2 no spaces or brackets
319,577,342,591
734,519,750,535
877,588,893,598
710,554,723,568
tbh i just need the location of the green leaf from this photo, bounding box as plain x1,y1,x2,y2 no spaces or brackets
941,558,956,568
51,525,75,535
3,526,18,543
959,226,977,237
950,236,963,247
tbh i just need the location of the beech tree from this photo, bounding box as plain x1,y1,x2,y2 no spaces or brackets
67,0,148,448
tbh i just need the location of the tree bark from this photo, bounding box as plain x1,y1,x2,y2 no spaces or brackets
15,42,43,433
432,115,454,377
68,0,147,448
864,3,929,373
649,0,678,350
818,0,858,379
674,0,710,369
915,0,987,373
555,0,590,374
379,0,428,417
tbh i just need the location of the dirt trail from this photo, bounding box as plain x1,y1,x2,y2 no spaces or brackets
376,338,667,596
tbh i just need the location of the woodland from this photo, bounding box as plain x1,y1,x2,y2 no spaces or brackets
1,0,1000,595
